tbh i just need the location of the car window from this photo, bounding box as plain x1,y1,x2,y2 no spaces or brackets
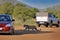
0,15,11,21
49,14,56,18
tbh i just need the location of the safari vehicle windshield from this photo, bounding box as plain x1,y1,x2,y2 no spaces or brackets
0,15,11,21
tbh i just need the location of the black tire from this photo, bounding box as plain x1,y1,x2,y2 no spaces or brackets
56,24,59,27
38,24,41,27
45,23,49,27
56,21,59,27
45,25,48,27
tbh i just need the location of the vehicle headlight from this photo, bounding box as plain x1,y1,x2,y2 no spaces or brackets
6,24,12,27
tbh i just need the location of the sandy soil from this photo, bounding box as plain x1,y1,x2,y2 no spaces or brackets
0,26,60,40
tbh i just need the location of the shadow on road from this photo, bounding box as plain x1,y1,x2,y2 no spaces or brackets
14,30,54,35
0,30,54,35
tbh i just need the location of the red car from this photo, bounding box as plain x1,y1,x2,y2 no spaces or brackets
0,14,15,34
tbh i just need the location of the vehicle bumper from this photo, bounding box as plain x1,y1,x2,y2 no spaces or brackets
0,31,10,33
36,21,48,24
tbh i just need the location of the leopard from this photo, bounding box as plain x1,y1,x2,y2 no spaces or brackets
24,25,38,31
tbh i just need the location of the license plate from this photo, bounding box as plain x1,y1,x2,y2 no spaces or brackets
40,22,44,23
0,28,2,30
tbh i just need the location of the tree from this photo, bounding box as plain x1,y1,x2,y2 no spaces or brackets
0,2,14,15
0,2,39,26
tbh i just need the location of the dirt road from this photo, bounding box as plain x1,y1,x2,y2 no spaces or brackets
0,26,60,40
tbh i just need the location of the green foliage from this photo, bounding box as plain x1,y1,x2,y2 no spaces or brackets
0,2,39,26
24,19,37,26
46,8,60,19
0,2,14,15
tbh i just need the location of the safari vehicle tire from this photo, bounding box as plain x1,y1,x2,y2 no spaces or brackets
38,24,41,27
45,23,49,27
45,24,48,27
56,24,59,27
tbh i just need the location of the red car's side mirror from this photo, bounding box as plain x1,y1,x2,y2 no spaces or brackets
12,19,15,21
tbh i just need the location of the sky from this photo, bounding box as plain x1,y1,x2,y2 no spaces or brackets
18,0,60,9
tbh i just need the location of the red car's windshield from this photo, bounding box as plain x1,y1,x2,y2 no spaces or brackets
0,15,11,21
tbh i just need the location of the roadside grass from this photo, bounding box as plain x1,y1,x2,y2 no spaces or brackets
13,19,38,27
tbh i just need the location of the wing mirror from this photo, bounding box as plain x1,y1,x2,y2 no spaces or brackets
12,19,15,21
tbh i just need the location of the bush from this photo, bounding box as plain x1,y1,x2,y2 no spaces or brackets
24,19,37,26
